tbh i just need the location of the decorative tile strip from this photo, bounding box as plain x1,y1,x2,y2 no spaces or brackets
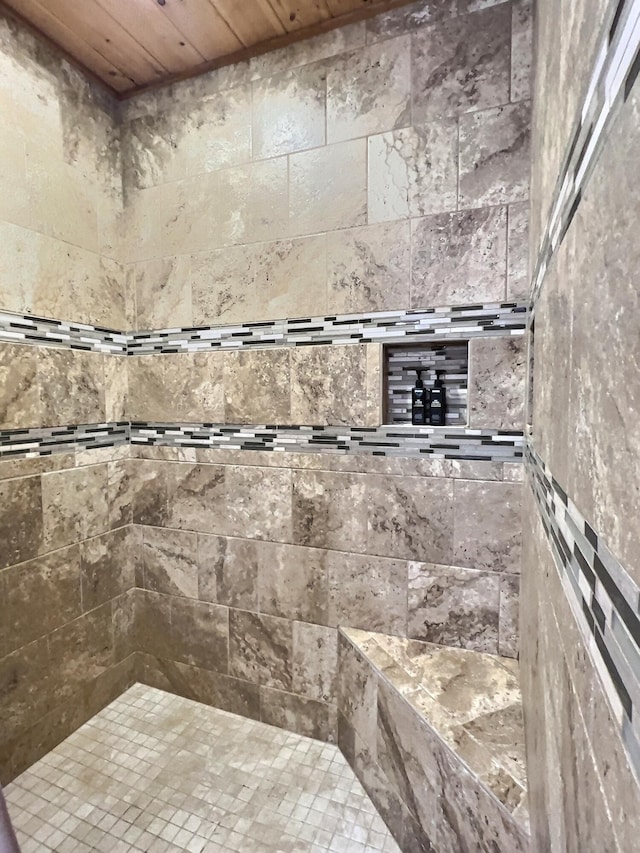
127,303,527,355
526,443,640,780
130,422,524,462
531,0,640,308
0,422,129,459
0,310,127,354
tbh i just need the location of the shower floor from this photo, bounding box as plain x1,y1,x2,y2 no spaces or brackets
5,684,400,853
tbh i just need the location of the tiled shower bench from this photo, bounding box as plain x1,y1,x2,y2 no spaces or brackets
337,628,530,853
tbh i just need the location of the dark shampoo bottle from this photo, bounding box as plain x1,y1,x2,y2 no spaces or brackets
411,370,429,425
429,372,447,426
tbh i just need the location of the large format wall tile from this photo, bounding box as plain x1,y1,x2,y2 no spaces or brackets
0,343,39,429
453,480,522,573
224,349,291,423
469,337,526,430
229,610,293,691
0,476,43,569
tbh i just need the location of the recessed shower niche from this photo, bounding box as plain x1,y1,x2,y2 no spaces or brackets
384,342,469,426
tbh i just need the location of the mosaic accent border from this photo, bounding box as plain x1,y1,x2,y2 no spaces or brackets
531,0,640,309
0,310,127,354
0,422,129,459
526,444,640,781
0,303,527,356
130,422,523,462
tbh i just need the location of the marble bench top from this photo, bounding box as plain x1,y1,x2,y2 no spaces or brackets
341,627,529,833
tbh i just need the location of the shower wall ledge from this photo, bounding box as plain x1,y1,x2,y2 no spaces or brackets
337,628,530,853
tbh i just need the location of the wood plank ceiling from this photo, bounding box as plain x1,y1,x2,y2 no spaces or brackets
0,0,418,97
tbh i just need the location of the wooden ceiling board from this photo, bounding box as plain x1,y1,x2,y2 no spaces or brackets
1,0,133,90
268,0,333,31
0,0,419,96
210,0,287,47
94,0,207,71
152,0,243,61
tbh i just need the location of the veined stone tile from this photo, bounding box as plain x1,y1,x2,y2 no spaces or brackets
408,562,500,653
511,0,533,102
142,527,198,599
257,541,329,625
132,256,192,331
197,533,259,610
337,633,378,752
368,122,458,222
292,470,368,553
328,552,407,635
507,201,530,300
167,462,226,534
223,349,291,424
229,610,293,691
191,243,257,326
0,343,39,429
259,686,336,742
453,479,522,573
292,621,337,703
411,207,507,307
469,336,526,430
163,352,225,423
223,466,293,543
37,348,105,427
499,573,520,659
459,101,531,208
169,597,229,673
327,36,411,143
412,4,511,121
253,234,327,322
80,527,134,611
41,464,109,552
365,0,457,42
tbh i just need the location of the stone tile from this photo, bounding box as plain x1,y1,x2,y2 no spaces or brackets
365,474,454,564
169,597,229,673
104,356,128,423
365,0,457,41
142,527,198,598
499,573,520,659
37,349,105,427
229,610,293,691
107,459,132,529
247,157,290,245
260,687,336,742
163,352,225,422
0,638,52,747
134,590,174,661
459,101,531,208
411,206,507,307
290,344,375,426
258,542,329,625
0,343,40,429
224,349,291,424
412,4,511,121
224,466,293,543
41,465,109,551
337,633,378,752
507,200,530,300
197,533,259,610
408,562,500,653
252,63,326,159
132,256,192,330
253,234,328,322
112,589,136,664
376,678,441,844
292,621,337,703
3,545,82,653
126,355,166,422
167,462,226,533
327,221,410,314
292,470,367,553
453,480,522,573
327,36,411,143
80,527,133,611
129,460,169,527
0,475,43,570
191,244,256,326
289,139,367,236
469,336,526,430
183,84,253,177
368,122,458,222
511,0,533,103
328,552,407,635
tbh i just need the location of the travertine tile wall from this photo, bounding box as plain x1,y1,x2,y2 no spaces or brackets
120,0,532,328
524,0,640,848
0,447,137,785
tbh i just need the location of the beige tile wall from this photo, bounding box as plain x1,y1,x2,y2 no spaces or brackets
0,10,127,330
120,0,533,330
524,0,640,848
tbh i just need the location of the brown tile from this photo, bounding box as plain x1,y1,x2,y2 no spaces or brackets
142,526,198,598
408,562,500,653
126,355,166,422
499,573,520,659
168,462,226,533
454,480,522,573
107,458,133,529
258,542,329,625
0,475,43,569
365,474,454,564
292,621,337,703
0,343,40,429
38,349,105,426
224,349,291,424
130,460,169,526
80,527,134,611
197,533,259,610
134,589,173,661
163,352,225,422
507,201,530,300
223,466,293,543
260,687,336,742
3,545,82,653
229,610,293,691
337,633,377,752
328,551,407,634
170,596,229,673
412,5,511,121
0,638,53,745
41,464,109,551
292,470,367,552
411,206,507,307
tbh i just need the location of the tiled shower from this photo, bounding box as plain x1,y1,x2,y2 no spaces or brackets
0,0,639,851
